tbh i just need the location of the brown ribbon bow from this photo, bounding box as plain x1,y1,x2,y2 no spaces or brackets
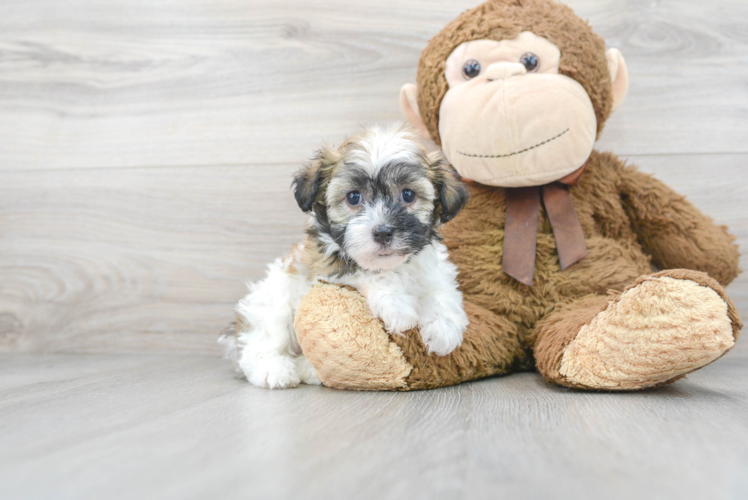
502,162,589,286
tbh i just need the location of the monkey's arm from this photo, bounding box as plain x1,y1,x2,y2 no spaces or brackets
617,161,740,285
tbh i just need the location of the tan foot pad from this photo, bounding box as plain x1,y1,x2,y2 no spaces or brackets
559,276,735,390
294,282,413,391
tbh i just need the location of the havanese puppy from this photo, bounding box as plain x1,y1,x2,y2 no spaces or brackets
228,124,470,389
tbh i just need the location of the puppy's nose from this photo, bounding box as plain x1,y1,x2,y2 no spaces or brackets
373,225,394,245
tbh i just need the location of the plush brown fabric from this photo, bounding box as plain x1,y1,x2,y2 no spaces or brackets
641,270,742,338
417,0,613,144
290,0,742,392
444,150,653,333
393,301,533,390
294,283,414,391
534,270,741,390
444,151,740,331
618,168,741,286
295,151,741,391
295,283,532,391
533,294,610,389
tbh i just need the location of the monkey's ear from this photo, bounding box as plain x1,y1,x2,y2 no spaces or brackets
292,146,337,213
428,151,469,224
400,84,430,139
606,48,629,113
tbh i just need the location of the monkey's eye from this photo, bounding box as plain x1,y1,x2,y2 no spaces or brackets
462,60,482,79
346,191,362,207
520,53,539,72
400,189,416,204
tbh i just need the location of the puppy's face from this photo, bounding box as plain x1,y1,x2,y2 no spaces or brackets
293,124,469,273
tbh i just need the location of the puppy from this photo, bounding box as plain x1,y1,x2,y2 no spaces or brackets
230,124,470,389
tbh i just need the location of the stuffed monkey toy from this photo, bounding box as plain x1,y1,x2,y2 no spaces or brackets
292,0,742,391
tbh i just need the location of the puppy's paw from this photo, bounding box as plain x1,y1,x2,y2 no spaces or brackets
241,354,301,389
420,312,467,356
372,299,419,334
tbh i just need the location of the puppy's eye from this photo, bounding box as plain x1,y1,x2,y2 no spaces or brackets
520,52,539,72
400,189,416,204
346,191,362,207
462,60,481,79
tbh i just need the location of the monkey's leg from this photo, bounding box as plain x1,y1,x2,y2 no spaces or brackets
534,270,742,390
294,282,530,391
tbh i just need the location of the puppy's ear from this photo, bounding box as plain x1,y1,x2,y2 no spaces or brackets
292,145,339,213
428,151,469,224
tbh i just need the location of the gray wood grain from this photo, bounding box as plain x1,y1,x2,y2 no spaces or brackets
0,0,747,171
1,353,746,500
0,163,306,353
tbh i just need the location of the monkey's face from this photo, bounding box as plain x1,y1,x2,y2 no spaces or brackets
438,32,596,187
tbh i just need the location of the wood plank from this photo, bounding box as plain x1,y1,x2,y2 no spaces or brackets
462,352,748,499
1,352,746,499
1,0,747,171
0,163,307,353
0,154,745,355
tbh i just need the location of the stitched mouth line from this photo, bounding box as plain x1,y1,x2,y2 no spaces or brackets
457,128,570,159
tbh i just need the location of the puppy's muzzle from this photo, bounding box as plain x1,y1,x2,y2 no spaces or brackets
373,225,394,245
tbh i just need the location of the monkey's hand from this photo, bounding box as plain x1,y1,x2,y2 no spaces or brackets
617,157,740,286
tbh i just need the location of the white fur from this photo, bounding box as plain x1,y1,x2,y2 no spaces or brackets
234,245,321,389
346,123,424,175
234,239,468,389
343,200,409,271
332,241,469,356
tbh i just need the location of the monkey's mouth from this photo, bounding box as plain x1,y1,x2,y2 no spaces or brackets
457,128,569,159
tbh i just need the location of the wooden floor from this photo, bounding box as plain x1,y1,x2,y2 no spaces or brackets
1,0,748,498
1,352,747,500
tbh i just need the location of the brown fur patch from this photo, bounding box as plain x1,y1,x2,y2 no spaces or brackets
298,237,352,278
426,152,470,223
292,146,341,213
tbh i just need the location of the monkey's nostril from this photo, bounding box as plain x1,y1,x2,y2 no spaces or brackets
373,225,394,245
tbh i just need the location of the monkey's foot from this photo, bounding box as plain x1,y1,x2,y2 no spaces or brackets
294,282,530,391
558,270,741,390
294,283,413,390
